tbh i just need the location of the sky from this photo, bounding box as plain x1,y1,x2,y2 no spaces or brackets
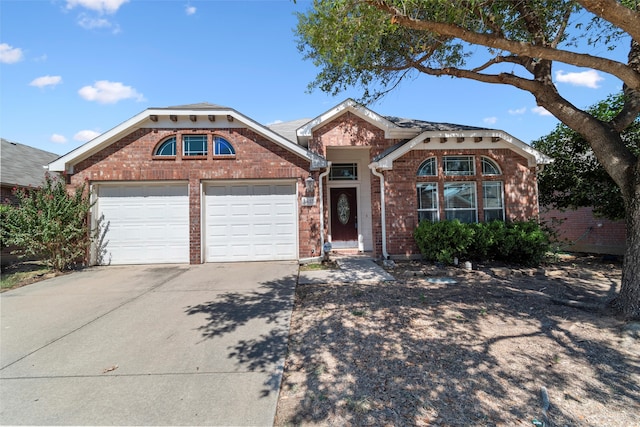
0,0,630,156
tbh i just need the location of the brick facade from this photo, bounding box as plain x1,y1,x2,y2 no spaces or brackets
69,128,318,264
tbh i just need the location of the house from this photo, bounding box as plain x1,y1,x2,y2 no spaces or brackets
1,138,60,205
48,99,552,265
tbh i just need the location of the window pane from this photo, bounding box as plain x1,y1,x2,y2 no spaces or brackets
444,182,476,209
444,156,475,176
483,181,504,222
417,183,439,222
482,157,501,175
444,182,477,223
183,135,207,156
155,137,176,156
214,136,235,155
329,163,357,180
417,158,437,176
418,183,437,209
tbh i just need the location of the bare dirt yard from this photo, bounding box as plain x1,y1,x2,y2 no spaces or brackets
275,255,640,426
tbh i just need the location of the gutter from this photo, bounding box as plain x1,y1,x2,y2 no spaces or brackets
319,162,332,258
369,163,389,259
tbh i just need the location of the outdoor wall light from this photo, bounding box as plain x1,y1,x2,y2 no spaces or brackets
305,175,315,194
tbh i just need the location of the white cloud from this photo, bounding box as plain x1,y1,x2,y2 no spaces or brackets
50,134,68,144
532,106,553,116
508,107,526,115
483,117,498,125
555,69,604,89
0,43,24,64
74,130,100,142
78,80,145,104
29,75,63,88
66,0,129,14
185,5,196,15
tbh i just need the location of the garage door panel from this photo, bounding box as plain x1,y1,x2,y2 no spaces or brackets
97,183,189,265
204,182,297,262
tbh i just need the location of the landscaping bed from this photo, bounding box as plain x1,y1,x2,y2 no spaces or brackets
275,254,639,426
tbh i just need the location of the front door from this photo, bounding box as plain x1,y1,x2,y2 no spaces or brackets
330,187,358,243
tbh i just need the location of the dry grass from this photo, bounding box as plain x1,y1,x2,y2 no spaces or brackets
275,255,640,426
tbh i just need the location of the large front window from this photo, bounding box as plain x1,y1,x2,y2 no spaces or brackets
417,155,504,224
444,182,477,223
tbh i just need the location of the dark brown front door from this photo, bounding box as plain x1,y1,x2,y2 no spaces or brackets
330,187,358,242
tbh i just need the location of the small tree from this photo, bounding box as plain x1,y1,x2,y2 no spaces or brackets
3,174,93,271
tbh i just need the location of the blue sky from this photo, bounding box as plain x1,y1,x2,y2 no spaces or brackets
0,0,629,155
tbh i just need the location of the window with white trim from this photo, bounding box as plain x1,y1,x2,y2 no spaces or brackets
329,163,358,180
183,135,207,156
417,157,437,176
483,181,505,221
214,136,235,155
155,136,176,156
482,157,501,175
444,156,475,176
444,182,477,223
417,183,439,222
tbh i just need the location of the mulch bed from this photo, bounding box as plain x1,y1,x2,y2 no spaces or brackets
275,254,639,426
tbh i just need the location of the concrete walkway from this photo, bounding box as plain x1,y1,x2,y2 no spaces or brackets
298,255,396,285
0,262,298,426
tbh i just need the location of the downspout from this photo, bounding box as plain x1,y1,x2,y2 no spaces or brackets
369,163,389,259
319,162,332,258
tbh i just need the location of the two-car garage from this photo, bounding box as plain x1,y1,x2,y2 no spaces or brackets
95,181,298,265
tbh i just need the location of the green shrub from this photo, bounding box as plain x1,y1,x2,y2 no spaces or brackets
3,174,94,271
414,219,474,264
414,219,550,266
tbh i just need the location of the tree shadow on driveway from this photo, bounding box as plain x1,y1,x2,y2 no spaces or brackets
184,274,297,395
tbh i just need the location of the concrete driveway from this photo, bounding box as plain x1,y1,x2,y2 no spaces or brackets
0,262,298,426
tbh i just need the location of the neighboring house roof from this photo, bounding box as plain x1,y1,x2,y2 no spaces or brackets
48,104,327,173
1,138,60,188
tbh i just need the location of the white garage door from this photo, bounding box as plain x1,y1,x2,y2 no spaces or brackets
96,183,189,265
204,181,297,262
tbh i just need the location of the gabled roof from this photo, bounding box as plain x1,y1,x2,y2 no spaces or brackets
48,104,327,173
268,118,312,143
294,98,551,168
1,139,60,188
372,129,553,169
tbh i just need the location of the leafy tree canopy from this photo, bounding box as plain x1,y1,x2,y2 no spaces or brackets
533,92,640,220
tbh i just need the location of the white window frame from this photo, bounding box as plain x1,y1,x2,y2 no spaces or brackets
444,156,475,176
483,181,505,222
444,182,478,223
417,183,439,222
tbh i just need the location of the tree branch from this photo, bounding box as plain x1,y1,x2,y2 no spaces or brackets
576,0,640,41
369,1,640,89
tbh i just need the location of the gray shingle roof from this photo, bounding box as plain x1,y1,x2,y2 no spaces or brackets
267,118,312,143
1,139,60,188
385,116,488,132
164,102,230,110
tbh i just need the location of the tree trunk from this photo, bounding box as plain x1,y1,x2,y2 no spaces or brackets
611,171,640,320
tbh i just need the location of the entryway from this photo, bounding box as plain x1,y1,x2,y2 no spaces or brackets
330,187,358,248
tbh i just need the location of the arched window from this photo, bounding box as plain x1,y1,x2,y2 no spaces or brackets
417,157,437,176
481,157,501,175
154,136,176,156
214,136,235,156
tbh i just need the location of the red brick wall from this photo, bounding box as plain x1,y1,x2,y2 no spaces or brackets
69,128,318,263
541,207,626,255
311,112,401,257
384,148,538,256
